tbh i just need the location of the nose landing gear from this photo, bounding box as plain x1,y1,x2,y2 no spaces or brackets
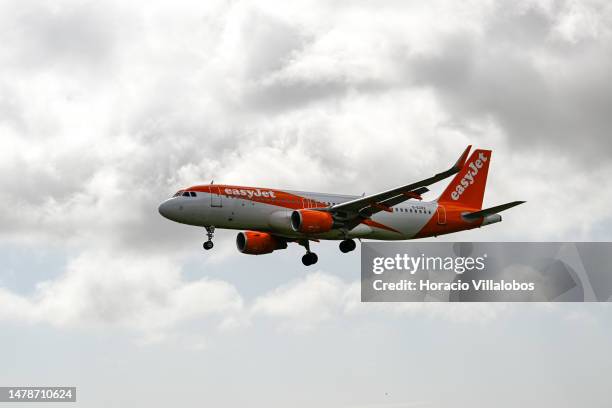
339,239,356,253
203,226,215,250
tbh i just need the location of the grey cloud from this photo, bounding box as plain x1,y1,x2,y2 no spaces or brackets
240,11,309,80
2,0,612,254
244,76,392,113
0,1,120,72
1,2,612,404
406,3,612,161
0,85,26,133
235,8,398,112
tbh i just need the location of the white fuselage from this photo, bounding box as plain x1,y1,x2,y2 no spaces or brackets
158,188,440,240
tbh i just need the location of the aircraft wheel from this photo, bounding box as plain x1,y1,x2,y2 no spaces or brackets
339,239,356,253
203,241,214,250
302,252,318,266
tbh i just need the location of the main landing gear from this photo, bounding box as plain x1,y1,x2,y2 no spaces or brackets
302,252,318,266
299,240,318,266
203,226,215,250
339,239,356,253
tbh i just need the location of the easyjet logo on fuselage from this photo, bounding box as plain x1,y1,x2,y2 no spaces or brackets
451,152,488,201
225,188,277,199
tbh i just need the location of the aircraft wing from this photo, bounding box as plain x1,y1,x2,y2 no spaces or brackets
329,145,472,217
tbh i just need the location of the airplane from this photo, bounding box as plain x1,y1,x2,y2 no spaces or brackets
158,146,525,266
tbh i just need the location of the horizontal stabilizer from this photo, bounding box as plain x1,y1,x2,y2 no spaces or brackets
462,201,526,221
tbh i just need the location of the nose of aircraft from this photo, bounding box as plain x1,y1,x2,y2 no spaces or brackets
158,200,173,219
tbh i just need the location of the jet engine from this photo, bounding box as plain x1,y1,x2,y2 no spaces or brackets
236,231,287,255
291,209,334,233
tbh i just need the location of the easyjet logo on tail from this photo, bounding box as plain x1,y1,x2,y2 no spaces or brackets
451,152,488,201
225,188,276,199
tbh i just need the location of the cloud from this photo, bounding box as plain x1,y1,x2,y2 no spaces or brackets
1,0,612,348
0,250,244,343
1,0,612,250
0,259,508,343
251,272,507,332
406,1,612,161
0,0,122,73
251,272,349,331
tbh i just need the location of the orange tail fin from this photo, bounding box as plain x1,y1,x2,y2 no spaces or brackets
438,149,492,209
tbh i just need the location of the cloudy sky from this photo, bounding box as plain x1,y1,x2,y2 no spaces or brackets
1,0,612,407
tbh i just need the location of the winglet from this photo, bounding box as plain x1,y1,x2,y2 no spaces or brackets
433,145,472,179
453,145,472,171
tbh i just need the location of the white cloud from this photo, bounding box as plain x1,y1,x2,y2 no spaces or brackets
251,272,508,332
0,250,244,342
1,0,611,250
1,0,612,347
251,272,349,331
0,260,511,343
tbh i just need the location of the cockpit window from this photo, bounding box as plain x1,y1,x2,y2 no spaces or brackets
172,190,197,198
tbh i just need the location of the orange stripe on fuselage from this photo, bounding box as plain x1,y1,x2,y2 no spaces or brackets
188,184,401,234
188,184,329,209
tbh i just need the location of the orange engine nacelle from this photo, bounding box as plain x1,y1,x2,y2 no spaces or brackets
236,231,287,255
291,209,334,233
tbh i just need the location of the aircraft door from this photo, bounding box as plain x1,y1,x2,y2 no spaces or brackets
211,186,222,207
437,204,446,225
